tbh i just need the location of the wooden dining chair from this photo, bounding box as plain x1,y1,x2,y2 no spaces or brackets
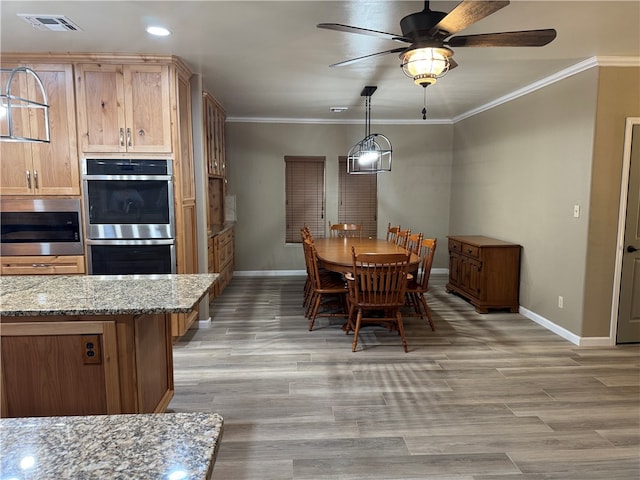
386,223,401,243
406,232,424,256
405,238,437,331
301,227,313,308
395,229,411,249
329,222,363,239
345,247,411,352
303,238,349,331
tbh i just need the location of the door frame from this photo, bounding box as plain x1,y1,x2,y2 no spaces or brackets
610,117,639,345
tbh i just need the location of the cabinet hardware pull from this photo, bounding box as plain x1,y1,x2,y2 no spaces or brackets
33,170,38,189
628,245,639,253
119,128,125,146
32,263,51,268
26,170,31,189
126,128,132,147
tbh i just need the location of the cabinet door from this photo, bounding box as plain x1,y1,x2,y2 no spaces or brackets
0,64,79,195
0,66,35,194
75,63,127,152
124,65,172,153
177,72,194,200
449,252,461,286
30,64,80,195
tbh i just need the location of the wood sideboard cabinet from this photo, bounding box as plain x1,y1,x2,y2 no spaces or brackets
446,235,521,313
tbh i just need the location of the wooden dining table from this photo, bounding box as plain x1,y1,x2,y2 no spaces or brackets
312,237,419,273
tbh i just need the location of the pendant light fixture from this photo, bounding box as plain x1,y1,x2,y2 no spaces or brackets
1,66,50,143
347,86,392,174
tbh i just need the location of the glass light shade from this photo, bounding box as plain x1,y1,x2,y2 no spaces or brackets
401,47,453,86
347,134,392,174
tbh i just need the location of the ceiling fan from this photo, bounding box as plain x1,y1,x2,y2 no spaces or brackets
318,0,557,91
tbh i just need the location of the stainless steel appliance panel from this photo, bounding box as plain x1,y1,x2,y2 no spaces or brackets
86,239,175,275
82,159,175,240
0,198,83,256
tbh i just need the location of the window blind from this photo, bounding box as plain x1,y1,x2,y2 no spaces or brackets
285,156,326,243
338,157,378,239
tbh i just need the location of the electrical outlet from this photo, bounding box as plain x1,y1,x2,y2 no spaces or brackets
558,296,564,309
81,335,102,364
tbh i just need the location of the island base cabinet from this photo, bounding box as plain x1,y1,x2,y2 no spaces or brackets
0,314,173,418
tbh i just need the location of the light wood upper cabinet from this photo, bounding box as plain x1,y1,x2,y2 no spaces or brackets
203,92,226,177
75,64,172,153
0,63,80,195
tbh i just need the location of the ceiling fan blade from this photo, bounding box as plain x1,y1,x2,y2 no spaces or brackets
429,0,510,38
318,23,409,43
329,47,408,67
447,29,557,47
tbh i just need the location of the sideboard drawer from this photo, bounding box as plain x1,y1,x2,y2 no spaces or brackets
461,243,480,258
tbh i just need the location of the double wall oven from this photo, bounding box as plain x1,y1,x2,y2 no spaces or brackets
82,158,176,275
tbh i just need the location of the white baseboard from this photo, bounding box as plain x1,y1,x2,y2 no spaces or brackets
234,270,306,277
197,317,212,328
518,306,612,347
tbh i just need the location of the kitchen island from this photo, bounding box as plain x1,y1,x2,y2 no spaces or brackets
0,412,223,480
0,273,218,418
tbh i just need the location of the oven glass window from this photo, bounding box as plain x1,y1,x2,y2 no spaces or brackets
86,180,170,225
1,212,81,243
90,244,173,275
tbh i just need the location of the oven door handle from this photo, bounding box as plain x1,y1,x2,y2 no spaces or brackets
85,239,175,246
81,174,172,181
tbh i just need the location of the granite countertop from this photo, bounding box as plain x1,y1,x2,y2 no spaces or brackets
0,412,224,480
0,273,219,317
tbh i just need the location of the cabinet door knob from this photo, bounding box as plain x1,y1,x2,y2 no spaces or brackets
628,245,639,253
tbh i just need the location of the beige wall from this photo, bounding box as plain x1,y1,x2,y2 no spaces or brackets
225,122,453,272
583,67,640,336
450,66,640,338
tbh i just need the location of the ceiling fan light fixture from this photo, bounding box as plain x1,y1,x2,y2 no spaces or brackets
400,46,453,86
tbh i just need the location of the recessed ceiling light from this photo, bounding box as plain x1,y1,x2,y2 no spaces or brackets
146,26,171,37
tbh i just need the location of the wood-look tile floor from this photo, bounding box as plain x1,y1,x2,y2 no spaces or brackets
169,275,640,479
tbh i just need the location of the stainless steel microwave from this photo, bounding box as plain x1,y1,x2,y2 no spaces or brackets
0,198,84,256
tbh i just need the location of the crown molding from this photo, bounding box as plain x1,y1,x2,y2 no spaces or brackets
226,116,452,125
453,56,640,123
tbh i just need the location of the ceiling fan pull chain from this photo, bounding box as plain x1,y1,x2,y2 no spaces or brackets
422,85,428,120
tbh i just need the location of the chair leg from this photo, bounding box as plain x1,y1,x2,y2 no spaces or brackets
418,293,435,331
352,310,363,352
396,311,408,353
308,295,321,331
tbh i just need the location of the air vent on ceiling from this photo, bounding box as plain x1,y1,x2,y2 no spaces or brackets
18,14,83,32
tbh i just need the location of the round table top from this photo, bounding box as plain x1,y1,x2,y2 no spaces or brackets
312,237,419,273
